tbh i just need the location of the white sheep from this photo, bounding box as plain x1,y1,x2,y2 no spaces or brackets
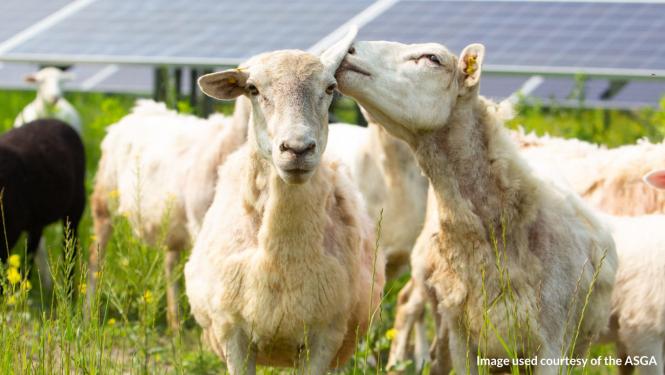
87,98,248,330
14,67,82,134
185,31,385,374
389,123,665,372
337,40,617,374
599,213,665,375
327,115,428,279
517,133,665,216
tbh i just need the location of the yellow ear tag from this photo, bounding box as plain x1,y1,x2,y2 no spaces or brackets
227,77,237,84
465,55,477,75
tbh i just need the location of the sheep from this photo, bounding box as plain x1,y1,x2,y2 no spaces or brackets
391,137,665,372
14,67,82,134
389,120,665,372
327,115,428,279
337,40,617,374
598,214,665,375
517,132,665,216
87,98,249,330
184,31,385,374
0,119,85,287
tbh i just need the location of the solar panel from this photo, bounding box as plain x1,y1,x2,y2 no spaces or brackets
0,62,154,93
608,80,665,109
359,0,665,76
0,0,72,43
1,0,373,65
479,75,527,101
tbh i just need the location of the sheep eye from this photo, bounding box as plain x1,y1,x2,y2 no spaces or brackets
247,84,259,96
424,54,441,65
326,83,337,95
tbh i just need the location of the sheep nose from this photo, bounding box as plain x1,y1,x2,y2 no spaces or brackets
279,139,316,157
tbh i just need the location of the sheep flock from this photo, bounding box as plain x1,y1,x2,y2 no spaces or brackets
2,28,665,375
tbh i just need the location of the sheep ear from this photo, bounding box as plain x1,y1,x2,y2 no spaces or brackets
198,69,249,100
458,43,485,88
25,74,38,84
644,169,665,190
320,25,357,76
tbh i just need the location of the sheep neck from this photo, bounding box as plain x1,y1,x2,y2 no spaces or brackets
413,96,518,239
246,149,329,259
369,122,422,191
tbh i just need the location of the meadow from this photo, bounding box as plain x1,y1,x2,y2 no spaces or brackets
0,87,663,374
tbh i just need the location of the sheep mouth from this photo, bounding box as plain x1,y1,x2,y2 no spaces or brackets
279,167,315,184
337,59,371,78
283,167,313,176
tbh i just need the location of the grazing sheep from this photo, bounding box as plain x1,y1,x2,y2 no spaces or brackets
185,32,385,374
87,98,248,330
14,67,82,134
337,41,617,374
0,119,85,282
327,116,428,279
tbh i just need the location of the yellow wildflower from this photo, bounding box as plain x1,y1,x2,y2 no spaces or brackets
108,189,119,199
93,271,100,280
90,234,97,242
21,280,32,292
385,328,397,341
8,254,20,268
7,267,21,285
107,318,116,326
7,295,16,306
143,290,153,304
79,283,87,294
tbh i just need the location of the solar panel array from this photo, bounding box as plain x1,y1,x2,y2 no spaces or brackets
359,0,665,76
0,0,73,43
0,0,662,109
3,0,373,65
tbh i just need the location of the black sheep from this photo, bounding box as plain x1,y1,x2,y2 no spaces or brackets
0,119,85,271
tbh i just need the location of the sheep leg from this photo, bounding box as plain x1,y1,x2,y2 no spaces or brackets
164,249,181,331
534,345,560,375
429,315,451,375
33,239,53,291
387,279,428,372
301,321,345,375
621,334,663,375
86,189,113,317
448,318,479,375
225,327,256,375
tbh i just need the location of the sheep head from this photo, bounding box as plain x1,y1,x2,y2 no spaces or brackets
25,67,74,106
198,29,355,185
336,40,485,146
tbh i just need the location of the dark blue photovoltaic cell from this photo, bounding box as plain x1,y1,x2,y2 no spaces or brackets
0,0,72,43
4,0,372,62
610,80,665,108
479,76,526,100
0,62,154,94
359,0,665,72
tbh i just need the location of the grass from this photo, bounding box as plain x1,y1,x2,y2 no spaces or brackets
0,88,662,374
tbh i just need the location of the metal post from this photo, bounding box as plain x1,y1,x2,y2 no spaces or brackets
190,68,199,112
174,67,183,107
